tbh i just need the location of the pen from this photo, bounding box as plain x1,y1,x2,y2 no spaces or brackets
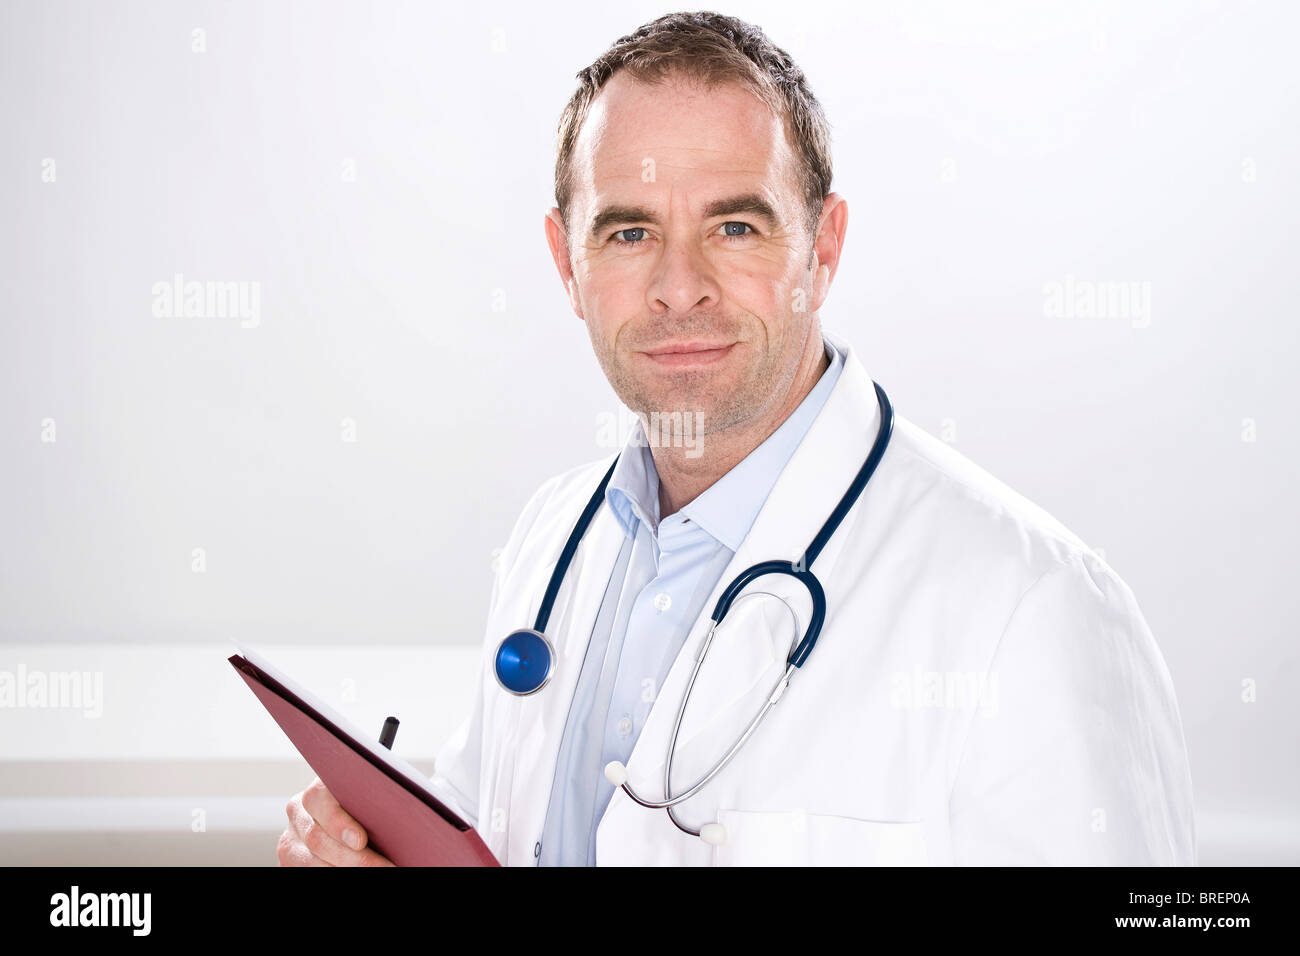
379,716,399,750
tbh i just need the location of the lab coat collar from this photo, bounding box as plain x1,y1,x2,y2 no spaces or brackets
604,327,884,814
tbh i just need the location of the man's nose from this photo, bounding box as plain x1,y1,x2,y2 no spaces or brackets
646,238,721,314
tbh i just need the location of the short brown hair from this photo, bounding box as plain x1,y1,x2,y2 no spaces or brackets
554,11,833,243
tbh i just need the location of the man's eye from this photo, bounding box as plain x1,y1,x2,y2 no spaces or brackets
612,227,647,245
719,221,753,239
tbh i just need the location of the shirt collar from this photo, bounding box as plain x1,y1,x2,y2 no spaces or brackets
605,334,845,551
605,431,661,538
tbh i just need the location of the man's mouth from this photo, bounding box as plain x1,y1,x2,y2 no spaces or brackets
639,341,737,368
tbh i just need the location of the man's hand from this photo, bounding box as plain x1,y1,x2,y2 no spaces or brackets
278,777,396,866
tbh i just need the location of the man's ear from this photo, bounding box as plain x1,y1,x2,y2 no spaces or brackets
807,193,848,314
544,207,585,321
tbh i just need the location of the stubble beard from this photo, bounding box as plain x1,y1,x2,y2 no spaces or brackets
591,328,794,440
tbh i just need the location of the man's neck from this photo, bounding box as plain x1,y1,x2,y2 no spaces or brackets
652,334,830,520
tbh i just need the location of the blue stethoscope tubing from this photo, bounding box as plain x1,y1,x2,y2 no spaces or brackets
494,381,895,835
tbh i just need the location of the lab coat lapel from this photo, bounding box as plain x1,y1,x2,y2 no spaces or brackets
607,334,885,819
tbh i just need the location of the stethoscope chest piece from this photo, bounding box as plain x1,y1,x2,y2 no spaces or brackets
494,628,555,696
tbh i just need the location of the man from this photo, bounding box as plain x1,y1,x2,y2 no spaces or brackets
279,11,1195,867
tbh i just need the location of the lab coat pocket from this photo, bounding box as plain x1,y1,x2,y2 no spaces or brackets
712,809,929,867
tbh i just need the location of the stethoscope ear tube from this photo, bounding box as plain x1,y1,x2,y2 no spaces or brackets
711,560,827,669
531,457,619,636
610,659,799,813
799,381,894,569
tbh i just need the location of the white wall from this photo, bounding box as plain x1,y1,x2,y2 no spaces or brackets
1,0,1297,864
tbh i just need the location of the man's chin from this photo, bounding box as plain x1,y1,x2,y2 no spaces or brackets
633,383,727,418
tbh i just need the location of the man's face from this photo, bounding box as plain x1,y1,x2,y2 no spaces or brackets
549,72,828,437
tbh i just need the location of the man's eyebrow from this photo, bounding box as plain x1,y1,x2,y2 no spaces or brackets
589,205,660,240
587,193,781,240
701,193,780,227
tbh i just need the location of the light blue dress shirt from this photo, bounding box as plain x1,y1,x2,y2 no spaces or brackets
536,335,845,866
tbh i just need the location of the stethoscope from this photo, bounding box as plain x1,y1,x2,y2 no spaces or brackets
494,381,894,845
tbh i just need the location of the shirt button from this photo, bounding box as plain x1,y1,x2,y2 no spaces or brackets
653,592,672,612
617,715,633,736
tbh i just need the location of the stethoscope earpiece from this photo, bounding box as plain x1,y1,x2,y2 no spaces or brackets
699,823,727,846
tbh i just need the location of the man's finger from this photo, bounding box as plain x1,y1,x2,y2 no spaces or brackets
358,847,397,867
301,777,369,851
287,795,368,867
277,825,333,867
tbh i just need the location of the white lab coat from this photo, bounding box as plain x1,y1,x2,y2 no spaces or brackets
429,331,1197,866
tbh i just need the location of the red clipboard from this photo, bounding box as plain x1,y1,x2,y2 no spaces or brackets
230,648,498,867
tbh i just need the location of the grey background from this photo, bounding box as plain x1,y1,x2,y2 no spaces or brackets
1,0,1296,863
